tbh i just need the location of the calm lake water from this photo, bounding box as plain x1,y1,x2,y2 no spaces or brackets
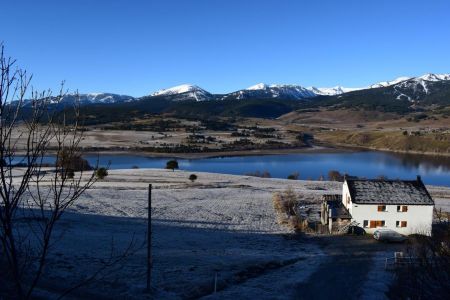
14,151,450,186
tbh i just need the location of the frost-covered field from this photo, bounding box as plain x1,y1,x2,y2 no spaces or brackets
25,169,450,299
27,169,334,299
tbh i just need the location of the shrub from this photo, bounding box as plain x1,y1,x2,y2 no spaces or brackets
244,170,271,178
261,170,271,178
165,160,179,171
328,170,344,181
66,169,75,179
272,187,307,232
287,172,299,180
189,174,197,182
387,221,450,299
132,165,139,169
56,149,92,172
95,167,108,179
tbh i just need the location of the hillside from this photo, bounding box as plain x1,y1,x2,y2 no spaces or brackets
305,77,450,113
316,130,450,155
74,97,308,125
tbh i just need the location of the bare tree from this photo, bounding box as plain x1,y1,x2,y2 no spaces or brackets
388,218,450,299
0,44,106,298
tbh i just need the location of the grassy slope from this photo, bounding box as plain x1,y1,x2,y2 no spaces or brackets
316,130,450,155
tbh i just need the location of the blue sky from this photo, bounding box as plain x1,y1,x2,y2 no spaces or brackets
1,0,450,96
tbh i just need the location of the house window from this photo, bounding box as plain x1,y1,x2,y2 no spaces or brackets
370,220,385,228
397,205,408,212
396,221,407,228
377,205,386,212
363,220,368,228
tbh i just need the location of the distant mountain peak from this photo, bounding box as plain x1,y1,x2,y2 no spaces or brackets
246,83,269,90
307,86,362,96
227,83,316,100
417,73,450,82
152,84,203,96
64,93,135,104
151,84,212,101
369,76,411,89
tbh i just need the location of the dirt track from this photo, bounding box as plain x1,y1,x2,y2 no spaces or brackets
296,235,405,300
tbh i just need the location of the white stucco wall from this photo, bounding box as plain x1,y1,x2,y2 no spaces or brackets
342,181,433,236
349,203,433,236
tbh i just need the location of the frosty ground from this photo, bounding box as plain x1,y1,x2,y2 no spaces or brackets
28,169,450,299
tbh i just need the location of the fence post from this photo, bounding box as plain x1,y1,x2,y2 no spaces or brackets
147,184,152,292
214,272,217,293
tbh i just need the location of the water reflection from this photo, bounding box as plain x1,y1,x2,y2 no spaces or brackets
11,151,450,187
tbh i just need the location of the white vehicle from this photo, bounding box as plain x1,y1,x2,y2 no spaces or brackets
373,229,407,242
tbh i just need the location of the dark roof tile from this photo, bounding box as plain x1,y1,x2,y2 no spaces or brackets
346,179,434,205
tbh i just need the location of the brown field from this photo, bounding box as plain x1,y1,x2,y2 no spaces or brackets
11,108,450,157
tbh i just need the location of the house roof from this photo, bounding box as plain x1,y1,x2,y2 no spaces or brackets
346,177,434,205
326,200,352,219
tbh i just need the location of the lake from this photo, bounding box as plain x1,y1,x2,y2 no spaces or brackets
79,151,448,187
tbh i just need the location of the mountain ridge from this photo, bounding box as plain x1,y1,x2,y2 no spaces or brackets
147,73,450,102
19,72,450,106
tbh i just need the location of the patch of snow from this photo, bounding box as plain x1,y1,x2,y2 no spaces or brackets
246,83,269,90
418,73,450,82
307,86,363,96
152,84,203,96
369,76,411,89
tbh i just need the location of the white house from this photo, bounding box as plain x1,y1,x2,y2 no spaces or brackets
342,176,434,236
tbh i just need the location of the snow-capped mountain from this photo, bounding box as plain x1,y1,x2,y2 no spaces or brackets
151,84,213,101
369,76,411,89
327,73,450,106
307,86,362,96
418,73,450,82
223,83,317,100
144,73,450,102
311,73,450,98
16,92,136,108
385,73,450,101
64,93,135,104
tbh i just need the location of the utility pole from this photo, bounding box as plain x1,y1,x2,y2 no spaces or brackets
147,184,152,293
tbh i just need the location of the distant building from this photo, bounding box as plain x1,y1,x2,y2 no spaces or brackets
322,176,434,236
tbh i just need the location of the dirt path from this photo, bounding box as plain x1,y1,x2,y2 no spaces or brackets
295,236,405,300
